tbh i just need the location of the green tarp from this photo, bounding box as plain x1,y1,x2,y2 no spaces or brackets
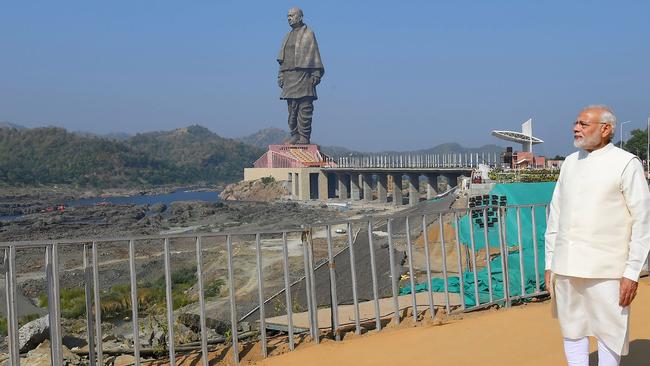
400,182,556,306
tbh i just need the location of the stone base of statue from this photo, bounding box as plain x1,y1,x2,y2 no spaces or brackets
252,144,333,168
244,144,335,200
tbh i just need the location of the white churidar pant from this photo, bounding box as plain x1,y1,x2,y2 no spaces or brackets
563,337,621,366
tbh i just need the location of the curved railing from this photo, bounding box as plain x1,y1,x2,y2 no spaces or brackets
0,202,553,365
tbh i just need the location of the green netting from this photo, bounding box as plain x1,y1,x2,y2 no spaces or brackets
400,182,556,306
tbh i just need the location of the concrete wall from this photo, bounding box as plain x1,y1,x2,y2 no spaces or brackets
245,167,472,202
244,167,294,182
244,167,324,200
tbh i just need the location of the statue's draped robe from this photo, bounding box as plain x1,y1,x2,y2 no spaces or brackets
278,24,324,100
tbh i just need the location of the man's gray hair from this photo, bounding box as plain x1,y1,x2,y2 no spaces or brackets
584,104,617,138
289,7,304,18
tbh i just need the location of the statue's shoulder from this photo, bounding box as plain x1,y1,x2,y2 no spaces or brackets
302,25,316,36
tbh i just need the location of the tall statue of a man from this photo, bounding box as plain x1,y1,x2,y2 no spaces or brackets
277,7,324,145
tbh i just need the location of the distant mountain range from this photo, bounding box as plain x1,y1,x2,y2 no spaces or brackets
1,122,132,140
235,127,359,156
0,122,27,130
74,131,132,141
0,123,506,188
236,127,504,156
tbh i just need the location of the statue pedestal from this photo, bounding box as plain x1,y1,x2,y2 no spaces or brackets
253,144,333,168
245,144,335,201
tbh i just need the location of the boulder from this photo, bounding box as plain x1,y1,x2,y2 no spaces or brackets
219,179,288,202
19,340,81,366
13,314,49,353
114,354,136,366
150,203,167,213
176,313,230,335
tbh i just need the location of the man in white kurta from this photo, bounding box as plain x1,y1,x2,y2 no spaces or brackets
545,105,650,366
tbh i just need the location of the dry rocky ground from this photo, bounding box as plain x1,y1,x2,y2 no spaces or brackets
0,184,390,365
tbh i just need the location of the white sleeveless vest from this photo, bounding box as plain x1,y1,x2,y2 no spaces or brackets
551,144,638,278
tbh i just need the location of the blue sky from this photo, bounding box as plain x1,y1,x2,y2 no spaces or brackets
1,1,649,156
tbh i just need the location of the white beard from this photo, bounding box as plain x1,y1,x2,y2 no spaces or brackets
574,132,602,149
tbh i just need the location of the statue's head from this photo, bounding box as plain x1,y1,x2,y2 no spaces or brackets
287,7,304,28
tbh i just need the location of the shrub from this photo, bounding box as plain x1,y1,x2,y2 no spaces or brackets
204,278,225,298
38,288,87,318
261,176,275,185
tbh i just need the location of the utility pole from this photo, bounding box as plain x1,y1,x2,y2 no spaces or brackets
620,120,632,149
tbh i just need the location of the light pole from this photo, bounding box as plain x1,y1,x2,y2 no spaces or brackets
620,120,632,149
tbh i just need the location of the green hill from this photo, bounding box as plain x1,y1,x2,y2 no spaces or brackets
0,125,263,188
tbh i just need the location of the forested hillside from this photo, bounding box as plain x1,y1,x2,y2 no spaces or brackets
0,125,263,187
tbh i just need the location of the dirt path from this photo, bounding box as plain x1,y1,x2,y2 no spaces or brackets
250,277,650,366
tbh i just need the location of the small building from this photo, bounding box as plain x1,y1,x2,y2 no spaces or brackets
244,144,335,200
512,151,546,169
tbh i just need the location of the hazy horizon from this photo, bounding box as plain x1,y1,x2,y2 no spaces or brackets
2,1,649,156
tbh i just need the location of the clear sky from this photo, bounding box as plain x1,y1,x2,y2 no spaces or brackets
1,1,649,156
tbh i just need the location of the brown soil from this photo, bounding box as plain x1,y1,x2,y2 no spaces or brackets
148,277,650,365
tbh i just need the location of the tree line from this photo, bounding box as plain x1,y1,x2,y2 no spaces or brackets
0,125,264,188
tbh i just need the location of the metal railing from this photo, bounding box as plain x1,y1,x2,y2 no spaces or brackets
334,152,501,169
0,203,550,365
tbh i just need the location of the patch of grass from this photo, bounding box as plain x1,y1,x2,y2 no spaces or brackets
0,317,6,336
204,278,225,298
261,176,276,185
0,314,43,336
38,288,87,318
19,313,41,326
36,267,221,320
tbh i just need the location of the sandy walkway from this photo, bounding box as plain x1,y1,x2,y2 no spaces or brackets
252,277,650,366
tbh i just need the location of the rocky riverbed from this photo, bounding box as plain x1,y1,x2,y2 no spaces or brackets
0,187,392,364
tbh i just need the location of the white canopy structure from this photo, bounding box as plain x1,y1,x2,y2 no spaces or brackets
491,118,543,152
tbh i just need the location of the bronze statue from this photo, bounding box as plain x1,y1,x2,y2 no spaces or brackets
277,7,324,145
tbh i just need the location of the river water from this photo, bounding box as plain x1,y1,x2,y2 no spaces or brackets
0,189,220,222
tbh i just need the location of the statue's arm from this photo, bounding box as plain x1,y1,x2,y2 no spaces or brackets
277,69,284,88
306,67,320,86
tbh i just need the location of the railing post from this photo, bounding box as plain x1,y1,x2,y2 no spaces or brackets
254,234,268,357
347,222,362,334
482,208,494,303
421,215,435,319
6,247,20,366
48,244,64,365
301,232,315,339
497,208,511,307
91,241,103,365
163,238,176,366
387,219,401,324
405,216,418,322
367,220,382,330
438,213,451,314
326,225,340,340
282,232,295,350
128,239,141,366
83,244,97,366
516,207,525,298
531,207,541,294
453,212,467,310
195,237,210,364
467,209,480,307
227,235,239,364
307,229,319,342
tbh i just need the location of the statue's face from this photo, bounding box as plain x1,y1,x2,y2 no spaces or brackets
287,9,303,27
